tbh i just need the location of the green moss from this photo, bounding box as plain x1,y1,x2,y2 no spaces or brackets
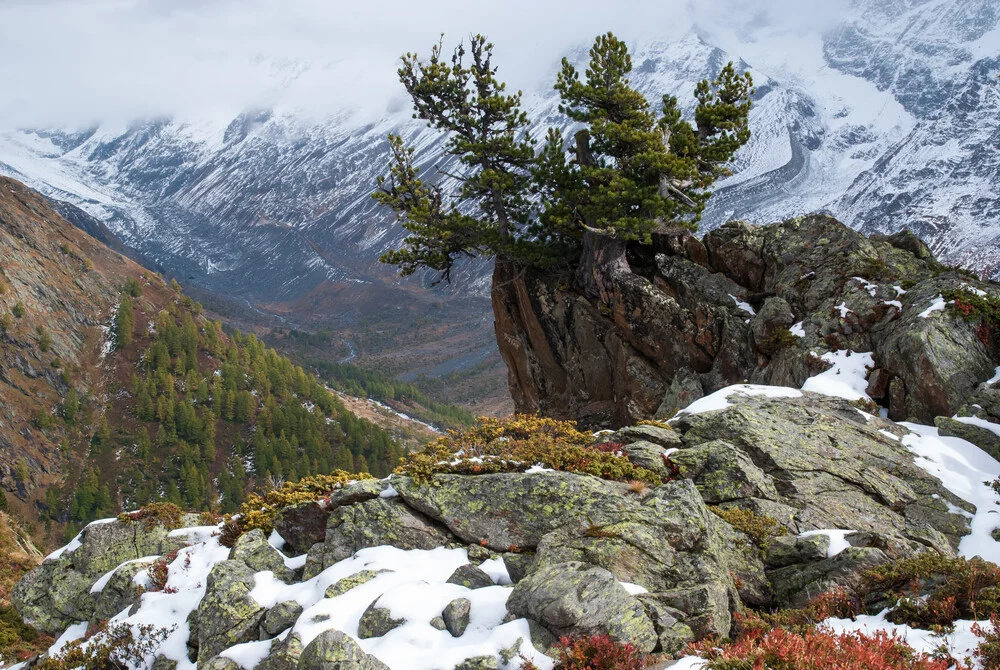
709,506,785,549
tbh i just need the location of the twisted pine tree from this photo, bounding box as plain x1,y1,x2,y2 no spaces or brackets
375,32,754,290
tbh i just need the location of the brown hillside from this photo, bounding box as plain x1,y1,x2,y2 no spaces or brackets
0,177,400,551
0,176,154,537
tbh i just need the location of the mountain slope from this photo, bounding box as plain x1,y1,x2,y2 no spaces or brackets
0,177,402,549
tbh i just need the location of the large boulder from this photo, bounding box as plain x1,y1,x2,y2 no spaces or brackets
13,518,187,634
531,480,751,636
193,560,266,661
298,629,389,670
671,392,973,553
505,561,658,652
392,471,635,551
303,498,453,579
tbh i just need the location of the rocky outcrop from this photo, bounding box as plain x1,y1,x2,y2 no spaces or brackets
13,389,986,668
495,216,1000,427
13,518,187,634
670,392,972,558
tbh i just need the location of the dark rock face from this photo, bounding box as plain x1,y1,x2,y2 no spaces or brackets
494,216,999,427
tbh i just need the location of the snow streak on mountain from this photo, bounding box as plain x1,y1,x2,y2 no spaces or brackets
0,0,997,307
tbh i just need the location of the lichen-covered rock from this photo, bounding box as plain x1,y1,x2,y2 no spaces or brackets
392,472,634,551
442,598,471,637
430,616,446,631
92,559,151,621
765,534,831,569
151,654,178,670
671,440,777,504
194,560,266,661
672,392,973,552
611,424,681,450
261,600,303,638
13,519,188,634
768,547,891,607
71,519,186,578
505,561,657,652
454,655,499,670
230,529,295,583
200,656,241,670
501,553,535,584
357,598,405,639
298,629,389,670
446,564,494,590
13,555,96,634
303,498,452,579
324,570,385,599
257,633,303,670
531,479,747,631
636,595,695,654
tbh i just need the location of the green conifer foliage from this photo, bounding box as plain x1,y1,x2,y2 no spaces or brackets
376,32,754,279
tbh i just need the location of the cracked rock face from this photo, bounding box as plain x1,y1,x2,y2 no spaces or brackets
494,215,1000,428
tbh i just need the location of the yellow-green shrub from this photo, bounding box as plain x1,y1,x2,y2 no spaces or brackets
396,415,663,486
224,471,373,544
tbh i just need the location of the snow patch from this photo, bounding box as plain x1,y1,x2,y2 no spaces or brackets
798,529,855,558
801,350,874,401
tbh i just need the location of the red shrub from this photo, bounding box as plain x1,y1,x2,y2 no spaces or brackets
973,614,1000,669
521,634,647,670
689,627,965,670
593,442,626,455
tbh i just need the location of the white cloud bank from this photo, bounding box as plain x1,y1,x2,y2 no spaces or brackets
0,0,852,129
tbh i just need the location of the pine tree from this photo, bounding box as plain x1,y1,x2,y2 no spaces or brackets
374,34,536,283
376,32,753,289
62,388,79,424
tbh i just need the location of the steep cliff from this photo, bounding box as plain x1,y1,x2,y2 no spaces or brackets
494,215,1000,428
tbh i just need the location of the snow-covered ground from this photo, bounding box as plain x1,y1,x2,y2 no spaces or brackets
668,349,1000,668
26,343,1000,669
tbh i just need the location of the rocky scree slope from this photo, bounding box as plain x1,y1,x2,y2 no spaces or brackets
495,214,1000,430
10,385,998,669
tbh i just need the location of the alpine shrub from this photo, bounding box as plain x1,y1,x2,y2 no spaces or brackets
521,634,647,670
397,415,663,486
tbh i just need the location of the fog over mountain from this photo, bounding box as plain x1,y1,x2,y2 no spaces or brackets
0,0,997,355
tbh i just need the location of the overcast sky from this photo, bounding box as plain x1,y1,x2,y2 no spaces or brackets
0,0,852,129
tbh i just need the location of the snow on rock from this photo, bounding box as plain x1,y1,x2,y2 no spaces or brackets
729,294,756,316
918,294,948,318
801,350,874,402
899,423,1000,563
675,384,803,416
798,530,855,558
47,621,88,657
789,321,805,338
988,365,1000,385
60,534,551,670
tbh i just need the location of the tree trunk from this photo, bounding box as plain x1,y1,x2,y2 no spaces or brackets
571,128,632,301
575,230,629,302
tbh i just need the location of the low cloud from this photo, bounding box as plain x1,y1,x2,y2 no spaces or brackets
0,0,851,129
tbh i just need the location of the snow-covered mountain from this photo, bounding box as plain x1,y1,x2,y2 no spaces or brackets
0,0,997,309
